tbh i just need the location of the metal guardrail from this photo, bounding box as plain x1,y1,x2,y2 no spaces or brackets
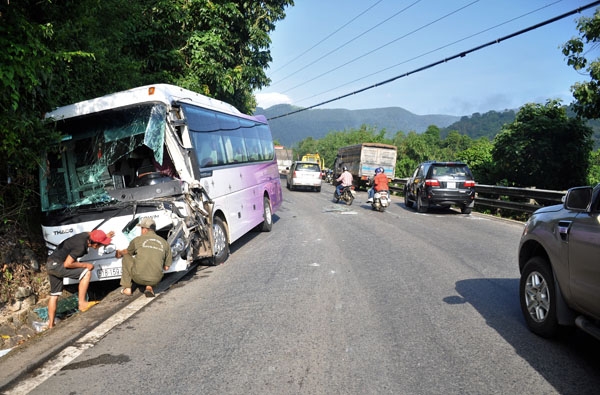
388,179,566,214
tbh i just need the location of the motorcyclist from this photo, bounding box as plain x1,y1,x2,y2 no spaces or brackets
366,167,389,203
325,169,333,183
336,166,353,196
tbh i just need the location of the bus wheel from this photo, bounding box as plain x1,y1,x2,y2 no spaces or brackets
212,217,229,265
259,196,273,232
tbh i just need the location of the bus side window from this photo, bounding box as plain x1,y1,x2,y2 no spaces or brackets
196,133,225,167
234,141,246,162
261,140,271,161
213,134,226,165
196,138,214,167
256,124,274,160
223,137,234,163
204,149,217,167
233,143,247,163
223,132,246,164
246,139,260,161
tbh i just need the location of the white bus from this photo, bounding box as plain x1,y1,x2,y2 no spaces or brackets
41,84,283,284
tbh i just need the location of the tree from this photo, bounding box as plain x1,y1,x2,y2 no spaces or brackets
36,0,293,113
0,0,293,231
396,132,428,176
456,138,494,185
175,0,293,113
491,100,593,190
296,125,390,169
422,125,441,146
392,126,482,178
442,130,473,158
587,149,600,185
562,7,600,119
0,1,64,230
295,137,319,162
441,110,516,140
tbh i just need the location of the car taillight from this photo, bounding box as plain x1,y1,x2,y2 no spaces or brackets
464,180,475,187
293,171,297,178
425,179,440,187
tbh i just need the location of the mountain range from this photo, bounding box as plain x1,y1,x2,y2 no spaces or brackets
255,104,600,148
254,104,461,147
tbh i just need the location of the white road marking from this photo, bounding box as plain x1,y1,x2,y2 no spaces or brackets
6,296,154,394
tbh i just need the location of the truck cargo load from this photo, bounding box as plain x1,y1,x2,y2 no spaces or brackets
333,143,397,189
275,146,293,175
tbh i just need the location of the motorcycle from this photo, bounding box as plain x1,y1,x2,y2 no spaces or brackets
371,190,390,212
324,169,333,184
334,185,355,205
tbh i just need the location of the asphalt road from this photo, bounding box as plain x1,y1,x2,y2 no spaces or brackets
3,183,600,394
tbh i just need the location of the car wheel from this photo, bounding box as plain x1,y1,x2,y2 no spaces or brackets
211,216,230,265
286,179,290,190
461,205,472,214
259,196,273,232
520,256,560,338
404,188,414,208
316,187,321,192
417,193,428,213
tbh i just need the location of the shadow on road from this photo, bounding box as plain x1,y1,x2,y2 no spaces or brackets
452,278,600,394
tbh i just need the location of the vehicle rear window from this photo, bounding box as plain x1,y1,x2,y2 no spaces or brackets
296,163,320,171
431,164,472,178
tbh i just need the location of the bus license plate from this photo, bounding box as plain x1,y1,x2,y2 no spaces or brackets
97,267,122,279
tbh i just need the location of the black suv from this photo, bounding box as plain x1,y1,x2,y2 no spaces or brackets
404,161,475,214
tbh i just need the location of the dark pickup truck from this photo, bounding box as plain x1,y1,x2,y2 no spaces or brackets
518,185,600,340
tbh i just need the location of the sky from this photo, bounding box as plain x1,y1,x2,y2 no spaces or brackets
254,0,599,117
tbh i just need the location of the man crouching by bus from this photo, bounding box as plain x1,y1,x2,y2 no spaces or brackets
46,229,114,329
116,218,172,298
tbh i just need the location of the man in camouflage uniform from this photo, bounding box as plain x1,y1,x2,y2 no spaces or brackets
116,218,172,297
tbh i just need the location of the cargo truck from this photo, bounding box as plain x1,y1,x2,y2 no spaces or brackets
333,143,397,189
275,146,293,175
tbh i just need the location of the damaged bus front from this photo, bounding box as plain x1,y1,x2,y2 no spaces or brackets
40,84,282,284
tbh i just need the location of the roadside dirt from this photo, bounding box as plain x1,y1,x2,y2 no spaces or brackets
0,222,124,353
0,225,49,351
0,226,48,313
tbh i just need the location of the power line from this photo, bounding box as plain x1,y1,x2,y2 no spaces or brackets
270,0,422,88
267,0,600,121
269,0,385,77
280,0,480,95
295,0,564,105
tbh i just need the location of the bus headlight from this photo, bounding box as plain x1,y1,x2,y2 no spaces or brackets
99,245,116,255
171,238,185,257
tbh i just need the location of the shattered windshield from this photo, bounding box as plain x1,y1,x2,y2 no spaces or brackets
40,103,168,212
